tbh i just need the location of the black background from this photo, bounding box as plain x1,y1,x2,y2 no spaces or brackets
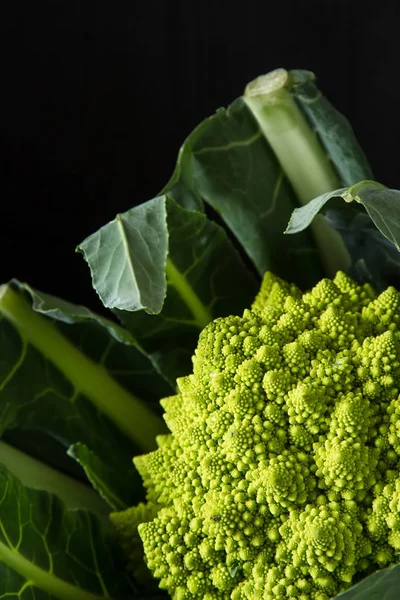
1,1,398,311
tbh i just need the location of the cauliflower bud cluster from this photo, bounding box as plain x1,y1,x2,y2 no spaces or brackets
111,271,400,600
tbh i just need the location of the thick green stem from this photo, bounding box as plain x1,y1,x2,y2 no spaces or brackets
0,285,165,451
244,68,351,277
0,441,109,515
165,258,212,328
244,69,340,200
0,538,109,600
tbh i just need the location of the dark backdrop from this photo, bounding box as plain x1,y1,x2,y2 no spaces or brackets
1,1,398,310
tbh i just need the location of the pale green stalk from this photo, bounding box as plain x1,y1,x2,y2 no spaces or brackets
0,441,109,514
0,285,165,451
166,258,212,328
244,68,350,277
0,539,109,599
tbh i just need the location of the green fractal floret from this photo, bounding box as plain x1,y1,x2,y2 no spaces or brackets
110,271,400,599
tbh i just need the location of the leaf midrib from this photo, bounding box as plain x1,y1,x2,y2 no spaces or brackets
0,538,109,600
116,214,140,301
165,258,212,329
0,285,165,451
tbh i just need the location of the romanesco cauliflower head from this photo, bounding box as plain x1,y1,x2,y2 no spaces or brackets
111,271,400,599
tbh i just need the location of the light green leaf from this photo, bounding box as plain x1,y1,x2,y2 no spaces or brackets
80,196,258,384
285,179,400,292
78,200,169,314
285,181,400,250
285,187,347,234
0,465,136,599
289,69,374,186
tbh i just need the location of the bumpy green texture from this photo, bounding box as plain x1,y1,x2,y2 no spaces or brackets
111,271,400,599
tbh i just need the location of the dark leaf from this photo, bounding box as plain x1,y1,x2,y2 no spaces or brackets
165,97,325,287
68,443,131,511
0,283,169,508
80,196,258,384
289,69,374,186
0,465,137,599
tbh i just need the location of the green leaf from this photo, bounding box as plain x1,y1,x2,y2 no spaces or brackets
0,283,170,508
78,200,169,314
285,187,347,234
160,124,206,212
285,179,400,290
289,69,374,186
333,564,400,599
164,97,325,287
20,283,172,409
324,209,400,292
68,443,130,511
0,464,136,599
242,69,352,279
0,441,110,517
351,185,400,251
285,180,400,248
80,196,258,384
3,428,91,484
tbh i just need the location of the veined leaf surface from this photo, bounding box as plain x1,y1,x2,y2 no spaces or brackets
68,443,129,512
285,180,400,290
0,283,170,509
285,181,399,247
163,97,325,287
289,69,374,186
0,465,136,599
20,283,172,408
79,196,258,383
